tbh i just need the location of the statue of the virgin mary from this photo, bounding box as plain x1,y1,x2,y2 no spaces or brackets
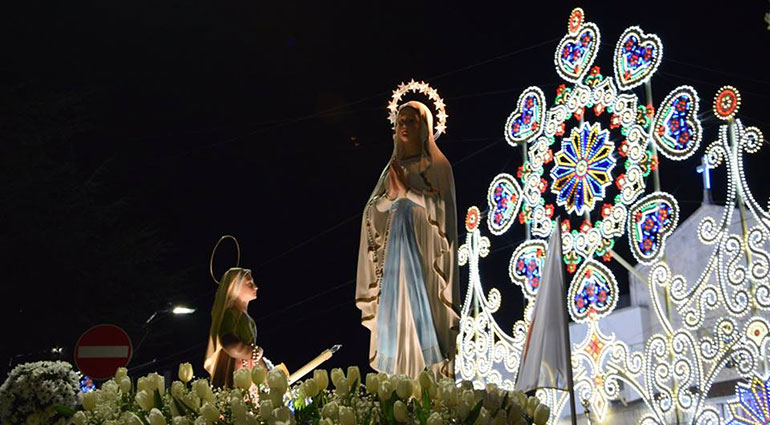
355,99,460,378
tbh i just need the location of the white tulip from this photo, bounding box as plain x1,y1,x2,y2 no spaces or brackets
72,411,87,425
346,366,360,389
137,377,152,393
534,404,550,425
313,369,329,391
336,377,350,396
118,376,132,393
427,412,443,425
273,406,291,423
526,396,539,416
267,369,288,395
199,402,219,423
172,418,192,425
251,365,266,385
492,410,507,425
330,368,345,390
259,400,274,420
102,380,119,394
321,401,338,419
135,390,155,411
396,376,412,400
338,406,355,425
194,417,208,425
230,398,247,422
268,389,283,407
147,407,166,425
474,407,490,425
508,398,523,420
378,379,393,402
171,381,185,399
148,373,165,395
178,363,194,384
115,367,128,380
457,397,471,420
121,412,144,425
234,368,252,390
418,370,434,393
304,378,319,398
192,380,216,403
412,380,422,399
393,400,408,423
81,391,97,411
365,373,379,395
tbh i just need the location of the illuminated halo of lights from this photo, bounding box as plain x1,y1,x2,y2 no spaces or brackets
613,26,663,91
387,79,448,139
713,85,742,121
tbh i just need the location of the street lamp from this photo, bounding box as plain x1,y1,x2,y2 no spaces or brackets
132,304,196,361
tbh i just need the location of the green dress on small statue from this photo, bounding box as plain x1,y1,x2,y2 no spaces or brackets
210,307,257,388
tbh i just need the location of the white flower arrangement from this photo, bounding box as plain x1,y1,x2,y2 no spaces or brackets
0,361,548,425
0,360,80,425
68,363,548,425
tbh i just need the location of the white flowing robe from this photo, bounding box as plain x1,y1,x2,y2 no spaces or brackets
355,101,460,378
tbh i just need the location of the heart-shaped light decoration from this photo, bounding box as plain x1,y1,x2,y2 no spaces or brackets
568,260,618,323
613,26,663,91
487,173,522,236
627,192,679,264
508,240,547,300
554,21,601,84
504,86,546,146
652,85,702,160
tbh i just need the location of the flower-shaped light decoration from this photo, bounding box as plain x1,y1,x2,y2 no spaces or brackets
726,374,770,425
550,122,617,216
387,79,448,139
714,85,742,121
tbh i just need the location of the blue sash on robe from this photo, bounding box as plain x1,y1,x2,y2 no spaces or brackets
375,199,444,373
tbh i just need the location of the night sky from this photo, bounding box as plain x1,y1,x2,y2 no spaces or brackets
2,1,770,381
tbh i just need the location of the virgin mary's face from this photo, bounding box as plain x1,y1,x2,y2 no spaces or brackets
238,275,258,302
396,107,421,150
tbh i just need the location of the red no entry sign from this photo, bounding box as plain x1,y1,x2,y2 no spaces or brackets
74,324,133,380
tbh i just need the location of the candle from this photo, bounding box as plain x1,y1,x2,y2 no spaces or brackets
288,344,341,385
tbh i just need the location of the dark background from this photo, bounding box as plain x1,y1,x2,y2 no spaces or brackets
2,0,770,381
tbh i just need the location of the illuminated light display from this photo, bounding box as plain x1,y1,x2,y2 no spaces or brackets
550,122,617,216
713,85,742,121
387,79,448,139
651,85,703,160
505,86,547,146
568,260,619,322
613,26,663,91
465,206,481,232
627,192,680,265
508,240,548,300
458,10,770,425
486,173,523,236
554,8,601,83
726,374,770,425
